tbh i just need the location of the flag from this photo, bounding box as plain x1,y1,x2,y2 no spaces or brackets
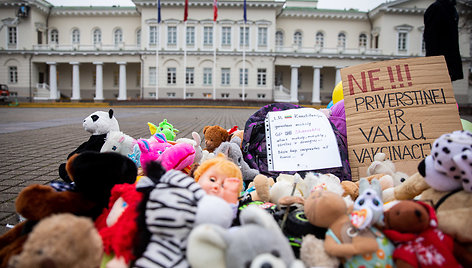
184,0,188,21
213,0,218,21
243,0,247,22
157,0,161,23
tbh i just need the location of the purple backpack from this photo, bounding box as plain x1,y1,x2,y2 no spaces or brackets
242,103,351,181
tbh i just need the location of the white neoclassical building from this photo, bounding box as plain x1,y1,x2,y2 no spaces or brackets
0,0,470,104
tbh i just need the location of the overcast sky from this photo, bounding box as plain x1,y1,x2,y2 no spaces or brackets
47,0,390,12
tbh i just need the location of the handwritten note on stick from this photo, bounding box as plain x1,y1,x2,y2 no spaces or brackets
265,108,342,172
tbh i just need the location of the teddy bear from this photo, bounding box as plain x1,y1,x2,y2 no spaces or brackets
0,151,137,268
94,183,143,268
214,141,260,184
203,125,229,153
58,109,120,182
382,200,461,268
132,161,234,268
186,206,305,268
288,180,394,267
7,213,103,268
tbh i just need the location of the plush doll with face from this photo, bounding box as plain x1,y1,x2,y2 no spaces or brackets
193,153,243,205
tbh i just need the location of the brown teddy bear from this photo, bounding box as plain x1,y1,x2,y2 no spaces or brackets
0,152,137,268
7,213,103,268
202,125,228,153
382,200,461,268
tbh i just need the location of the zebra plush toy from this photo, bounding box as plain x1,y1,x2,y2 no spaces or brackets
133,161,233,268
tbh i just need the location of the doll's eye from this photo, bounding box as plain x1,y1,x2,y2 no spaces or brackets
112,146,117,151
358,199,365,206
373,199,380,206
122,201,128,207
210,177,216,182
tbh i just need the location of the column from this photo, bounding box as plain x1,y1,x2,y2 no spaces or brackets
93,62,104,101
312,65,322,104
47,62,58,100
290,64,300,103
70,62,80,101
335,66,344,84
117,62,127,100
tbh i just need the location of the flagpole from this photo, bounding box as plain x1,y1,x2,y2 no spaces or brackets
212,23,216,100
155,0,161,100
183,20,187,100
242,24,246,102
242,0,246,102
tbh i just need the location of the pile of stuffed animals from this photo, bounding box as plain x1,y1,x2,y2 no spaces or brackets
0,107,471,268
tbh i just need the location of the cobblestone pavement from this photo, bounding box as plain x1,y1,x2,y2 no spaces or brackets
0,107,258,235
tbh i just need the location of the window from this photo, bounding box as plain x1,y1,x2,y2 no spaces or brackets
186,92,194,98
221,93,229,98
337,32,346,49
203,26,213,45
239,93,247,98
257,93,266,99
50,29,58,44
258,27,267,47
294,31,302,47
186,67,194,85
186,26,195,45
203,93,212,98
320,74,324,89
8,66,17,83
167,26,177,45
8,26,17,45
72,28,80,44
240,26,249,46
136,29,141,46
167,92,176,97
93,29,101,44
149,67,156,85
149,26,158,45
239,68,248,85
136,69,141,86
359,33,367,48
275,31,283,47
167,67,176,84
221,68,230,85
257,68,266,86
221,26,231,46
203,68,212,85
114,29,123,46
398,32,407,52
315,32,324,47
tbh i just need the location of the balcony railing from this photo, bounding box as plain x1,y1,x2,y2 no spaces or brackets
275,46,382,55
32,44,140,51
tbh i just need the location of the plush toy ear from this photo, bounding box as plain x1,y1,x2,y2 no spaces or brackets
192,131,201,146
203,126,210,135
418,159,426,177
358,177,369,196
187,224,227,268
108,109,114,119
370,178,382,198
153,133,167,143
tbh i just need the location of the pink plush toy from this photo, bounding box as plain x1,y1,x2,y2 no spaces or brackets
138,133,195,172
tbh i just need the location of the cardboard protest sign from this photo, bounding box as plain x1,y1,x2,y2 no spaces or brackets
266,108,342,172
341,56,462,181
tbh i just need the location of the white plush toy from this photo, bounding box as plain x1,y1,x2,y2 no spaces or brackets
101,130,137,158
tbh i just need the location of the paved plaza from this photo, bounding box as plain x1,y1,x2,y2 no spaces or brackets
0,106,259,235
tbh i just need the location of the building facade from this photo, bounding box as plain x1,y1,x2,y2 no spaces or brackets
0,0,470,104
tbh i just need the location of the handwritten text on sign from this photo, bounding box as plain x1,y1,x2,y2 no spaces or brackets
266,108,341,172
341,56,462,180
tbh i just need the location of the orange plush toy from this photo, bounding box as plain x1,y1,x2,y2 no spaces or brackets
202,125,229,153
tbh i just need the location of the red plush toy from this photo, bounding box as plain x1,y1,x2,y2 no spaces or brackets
95,183,143,267
383,200,461,268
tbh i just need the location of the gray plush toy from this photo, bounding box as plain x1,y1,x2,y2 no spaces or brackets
187,206,305,268
214,141,259,184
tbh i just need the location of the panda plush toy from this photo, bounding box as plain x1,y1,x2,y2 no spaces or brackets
58,109,120,182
